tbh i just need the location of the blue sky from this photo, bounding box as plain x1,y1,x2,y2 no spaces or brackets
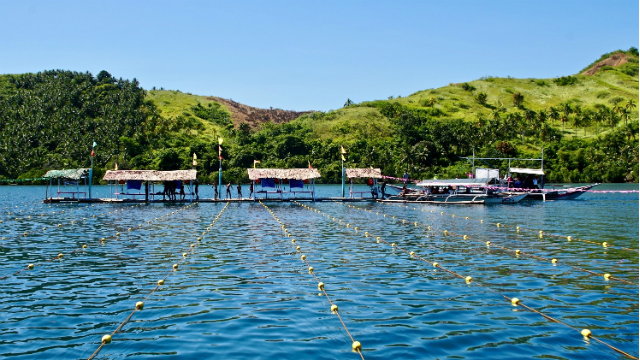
1,0,638,111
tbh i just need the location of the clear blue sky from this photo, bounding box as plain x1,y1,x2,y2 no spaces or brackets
1,0,638,111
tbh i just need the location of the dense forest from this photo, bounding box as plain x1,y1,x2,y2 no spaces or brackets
0,49,638,184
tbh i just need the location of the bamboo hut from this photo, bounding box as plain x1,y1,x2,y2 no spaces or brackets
345,168,382,199
102,170,198,202
43,168,90,201
247,168,321,201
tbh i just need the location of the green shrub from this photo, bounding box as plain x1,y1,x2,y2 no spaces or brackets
553,76,579,86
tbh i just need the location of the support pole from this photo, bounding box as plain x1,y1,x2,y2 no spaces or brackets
341,158,345,198
218,159,222,200
89,155,93,199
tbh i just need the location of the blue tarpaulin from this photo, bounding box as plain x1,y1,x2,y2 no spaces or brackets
261,178,276,188
289,179,304,188
127,180,143,190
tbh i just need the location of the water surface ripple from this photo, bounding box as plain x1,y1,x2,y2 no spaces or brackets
0,184,637,359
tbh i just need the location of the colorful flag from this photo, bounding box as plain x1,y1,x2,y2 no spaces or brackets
218,145,223,159
192,153,198,166
341,154,346,161
114,163,118,170
253,160,260,168
340,145,347,154
92,141,97,148
308,160,312,169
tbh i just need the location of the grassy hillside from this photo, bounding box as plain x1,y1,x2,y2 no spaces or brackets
303,50,638,142
0,49,637,184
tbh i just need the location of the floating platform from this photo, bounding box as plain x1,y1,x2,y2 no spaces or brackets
43,197,380,204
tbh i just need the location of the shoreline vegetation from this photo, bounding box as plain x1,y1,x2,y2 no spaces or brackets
0,49,638,185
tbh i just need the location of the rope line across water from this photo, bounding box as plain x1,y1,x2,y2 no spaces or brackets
87,202,229,360
259,201,364,359
345,202,636,286
293,201,638,360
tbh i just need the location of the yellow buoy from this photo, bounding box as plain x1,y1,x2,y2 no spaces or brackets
443,230,448,235
486,241,491,246
604,273,611,280
183,253,188,258
511,297,520,306
515,250,521,255
301,255,306,261
496,223,501,228
465,276,472,283
410,251,415,257
331,304,338,313
308,266,314,273
551,259,558,264
352,341,362,352
291,239,296,244
28,264,34,270
602,242,608,247
463,235,468,239
102,334,112,344
318,282,324,291
82,244,87,249
172,264,178,270
158,279,165,286
432,262,439,267
567,236,572,241
58,253,63,259
135,301,144,310
581,329,592,337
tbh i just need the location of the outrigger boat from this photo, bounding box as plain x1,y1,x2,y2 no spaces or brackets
385,178,526,204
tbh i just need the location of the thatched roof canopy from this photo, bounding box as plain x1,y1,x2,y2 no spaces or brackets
43,168,89,180
103,170,197,181
247,168,321,180
345,168,382,179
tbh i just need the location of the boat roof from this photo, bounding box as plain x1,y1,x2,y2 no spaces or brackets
416,178,494,187
103,170,197,181
247,168,321,180
509,167,545,175
43,168,89,180
345,168,382,179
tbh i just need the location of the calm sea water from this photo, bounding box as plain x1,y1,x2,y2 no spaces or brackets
0,184,637,359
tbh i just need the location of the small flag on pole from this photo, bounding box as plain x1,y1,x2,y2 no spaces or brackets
340,145,347,154
341,154,346,161
308,160,312,169
114,163,118,170
92,141,97,148
218,145,223,160
253,160,260,168
192,153,198,166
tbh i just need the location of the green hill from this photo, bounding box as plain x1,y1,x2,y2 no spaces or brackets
0,49,637,184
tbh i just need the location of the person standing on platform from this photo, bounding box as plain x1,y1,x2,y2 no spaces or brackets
213,182,219,200
237,184,243,199
249,182,254,199
226,182,232,199
194,180,199,200
381,181,387,199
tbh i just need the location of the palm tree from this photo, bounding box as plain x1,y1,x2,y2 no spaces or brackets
560,113,568,133
549,106,560,126
626,99,636,112
492,110,501,121
344,98,354,107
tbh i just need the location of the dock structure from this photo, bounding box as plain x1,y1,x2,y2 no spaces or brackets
247,168,321,201
345,168,382,199
102,169,198,202
43,168,90,202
